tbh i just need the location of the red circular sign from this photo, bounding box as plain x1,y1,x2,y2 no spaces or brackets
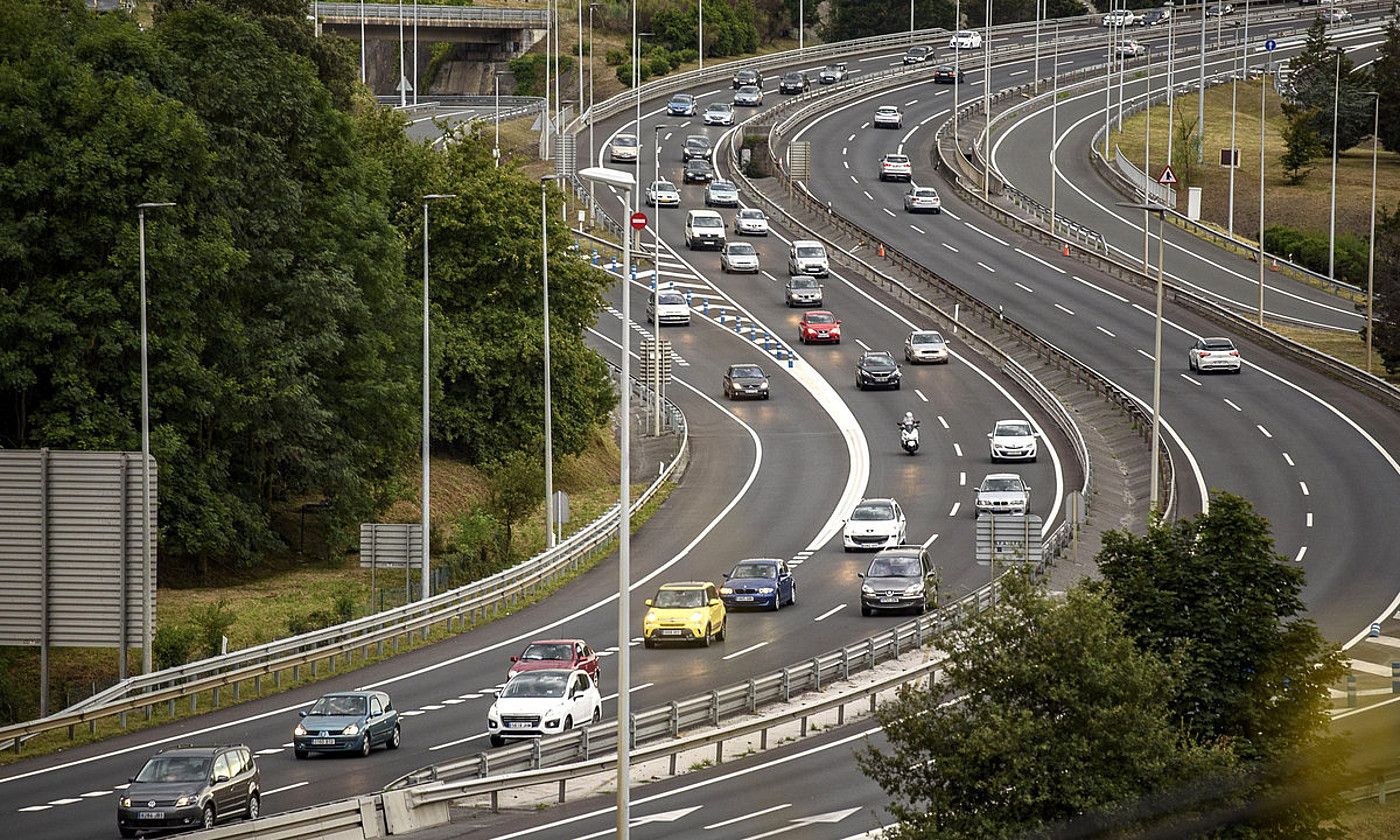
630,211,648,230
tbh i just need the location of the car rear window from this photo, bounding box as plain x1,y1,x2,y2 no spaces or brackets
885,155,910,164
1202,339,1235,350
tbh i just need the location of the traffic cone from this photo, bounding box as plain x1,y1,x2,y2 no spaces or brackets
877,242,886,257
1270,255,1279,272
1062,243,1071,257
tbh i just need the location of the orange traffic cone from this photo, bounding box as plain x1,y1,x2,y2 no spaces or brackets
877,242,886,257
1270,255,1279,272
1062,243,1071,257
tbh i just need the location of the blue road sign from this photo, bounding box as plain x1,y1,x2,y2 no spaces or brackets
1265,38,1277,51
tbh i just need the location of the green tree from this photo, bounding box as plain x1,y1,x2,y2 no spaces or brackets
1289,16,1373,152
1370,17,1400,153
1280,105,1323,184
1368,207,1400,373
1095,493,1348,836
484,449,545,559
653,0,759,58
858,573,1230,839
823,0,956,41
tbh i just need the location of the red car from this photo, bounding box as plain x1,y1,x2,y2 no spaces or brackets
507,639,601,683
798,310,842,344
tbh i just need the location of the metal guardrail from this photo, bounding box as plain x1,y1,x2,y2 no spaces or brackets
378,94,545,110
1,369,687,751
317,2,548,26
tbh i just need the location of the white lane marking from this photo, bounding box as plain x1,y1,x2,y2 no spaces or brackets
1015,282,1036,294
942,209,960,220
602,682,655,703
959,471,966,486
399,710,425,717
920,532,940,549
264,781,310,796
978,261,997,274
949,502,961,516
1096,325,1116,337
1295,546,1309,563
905,98,919,106
706,804,792,830
813,604,845,622
862,190,874,200
255,748,283,755
915,389,929,402
883,208,896,217
442,698,465,705
1071,275,1129,303
937,415,949,429
1257,425,1273,439
1053,303,1075,315
953,443,963,457
79,791,109,798
910,224,925,234
850,175,859,183
1307,512,1314,527
1135,348,1155,361
1009,69,1029,76
1300,481,1310,496
1283,452,1295,467
419,704,445,711
1181,374,1201,386
458,693,482,700
664,132,673,141
963,222,1011,246
847,133,856,141
842,146,848,156
1223,398,1242,412
942,242,959,252
855,338,871,351
861,122,871,129
47,798,80,806
761,270,779,282
17,806,49,812
722,642,770,661
1015,247,1067,274
843,161,850,169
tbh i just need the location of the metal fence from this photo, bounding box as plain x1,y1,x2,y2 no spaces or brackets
318,2,548,26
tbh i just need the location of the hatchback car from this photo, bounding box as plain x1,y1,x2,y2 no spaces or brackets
705,180,741,207
1205,3,1234,16
1324,8,1352,23
486,668,602,746
683,157,715,183
879,153,913,181
904,329,949,363
798,310,841,344
843,498,907,551
819,62,848,83
643,581,727,647
721,558,795,609
903,45,933,65
734,207,770,235
856,350,901,390
118,745,259,837
785,275,823,307
859,546,936,615
646,179,681,207
873,104,903,129
647,288,692,325
293,690,401,759
704,102,735,126
1101,8,1139,26
988,419,1039,462
507,639,601,683
609,133,639,163
975,473,1031,517
948,30,982,49
1188,336,1242,373
1115,39,1147,58
733,85,764,107
904,186,942,213
667,92,697,116
682,134,713,161
732,68,763,89
721,241,760,273
723,363,770,400
779,71,811,94
934,65,966,84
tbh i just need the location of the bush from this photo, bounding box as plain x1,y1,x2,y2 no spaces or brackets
333,592,356,623
616,61,654,86
676,48,698,65
189,599,236,658
605,47,627,66
286,609,340,637
1263,224,1367,285
648,51,673,77
509,53,576,97
153,624,200,670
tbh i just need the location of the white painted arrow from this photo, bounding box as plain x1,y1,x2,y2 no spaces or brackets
738,807,863,840
632,806,703,825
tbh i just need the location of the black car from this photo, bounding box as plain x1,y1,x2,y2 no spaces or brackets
855,351,901,390
859,546,937,615
903,45,933,65
933,65,965,84
683,158,714,183
117,745,260,836
682,134,713,162
732,68,763,89
293,690,401,759
779,71,810,94
723,363,770,400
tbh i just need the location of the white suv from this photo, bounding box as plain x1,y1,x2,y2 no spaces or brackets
873,105,903,129
879,154,912,182
487,669,602,747
948,30,982,49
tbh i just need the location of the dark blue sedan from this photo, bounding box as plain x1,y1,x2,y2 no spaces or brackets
719,558,796,610
293,691,401,758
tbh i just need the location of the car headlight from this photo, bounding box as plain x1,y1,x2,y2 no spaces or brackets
758,382,768,389
904,584,924,596
689,612,704,623
719,586,733,595
343,723,360,736
294,723,306,736
757,587,774,594
644,611,658,624
174,795,193,807
120,797,132,808
862,584,874,594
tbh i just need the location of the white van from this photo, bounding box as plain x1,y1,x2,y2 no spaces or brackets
647,286,691,326
684,209,726,250
788,240,829,277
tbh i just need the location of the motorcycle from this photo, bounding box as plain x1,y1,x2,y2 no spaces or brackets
898,419,920,455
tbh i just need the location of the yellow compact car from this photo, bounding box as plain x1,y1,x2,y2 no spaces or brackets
642,582,727,648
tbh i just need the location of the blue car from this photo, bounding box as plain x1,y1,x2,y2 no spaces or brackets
293,690,401,758
667,93,696,116
720,558,796,610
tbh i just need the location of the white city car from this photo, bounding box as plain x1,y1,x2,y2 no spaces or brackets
734,207,770,236
647,286,692,325
487,669,602,747
873,105,903,129
1188,337,1242,373
609,133,639,163
645,180,680,207
988,419,1039,462
843,498,907,551
721,242,761,273
948,30,983,49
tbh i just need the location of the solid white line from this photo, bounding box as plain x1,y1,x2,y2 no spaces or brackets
1283,452,1295,466
1223,398,1242,412
1096,325,1116,338
813,604,845,622
1180,374,1201,386
706,804,792,830
937,415,949,429
1300,481,1310,496
1053,303,1075,315
855,338,871,351
915,388,928,402
949,502,961,517
1257,425,1272,439
978,261,997,273
722,642,770,661
264,781,310,796
953,443,963,457
1295,546,1308,563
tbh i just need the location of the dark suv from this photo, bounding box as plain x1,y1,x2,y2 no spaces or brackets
855,351,901,390
118,744,260,836
859,546,937,615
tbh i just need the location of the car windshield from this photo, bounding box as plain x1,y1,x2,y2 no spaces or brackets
996,422,1033,437
658,292,686,305
911,331,944,344
790,277,818,289
521,643,573,661
614,136,637,147
797,246,824,258
730,365,764,379
806,312,835,324
693,216,722,227
309,695,366,716
739,86,759,94
727,243,756,255
824,65,842,72
651,181,676,192
1202,339,1235,350
501,672,568,698
852,502,894,521
863,355,895,369
687,137,709,148
654,588,706,608
671,94,692,104
731,562,777,579
711,181,736,191
981,478,1022,492
708,104,731,113
783,73,802,81
739,209,763,219
688,160,713,170
869,556,920,578
136,756,212,783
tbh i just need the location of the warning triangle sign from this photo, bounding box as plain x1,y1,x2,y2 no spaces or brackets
1157,165,1178,185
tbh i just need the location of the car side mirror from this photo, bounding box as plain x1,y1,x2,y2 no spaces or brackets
215,773,229,784
836,319,843,325
709,599,722,607
298,710,308,718
857,572,866,579
722,572,731,579
644,599,653,607
129,776,136,784
987,433,993,438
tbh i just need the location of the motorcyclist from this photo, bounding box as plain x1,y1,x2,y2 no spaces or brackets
898,411,920,431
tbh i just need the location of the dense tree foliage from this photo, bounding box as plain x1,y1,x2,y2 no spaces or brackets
1286,16,1374,159
823,0,1083,42
1367,208,1400,373
1373,18,1400,154
652,0,760,59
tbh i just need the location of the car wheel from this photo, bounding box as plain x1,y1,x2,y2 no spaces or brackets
387,724,401,750
764,392,770,400
771,592,781,611
120,829,138,839
788,583,797,606
895,381,902,390
564,715,574,732
490,733,505,747
861,604,873,616
359,733,372,757
593,705,603,724
248,793,260,821
1232,366,1242,375
643,636,655,649
843,545,853,553
856,379,865,390
717,619,727,641
202,804,216,830
701,624,712,647
293,747,307,760
915,599,928,615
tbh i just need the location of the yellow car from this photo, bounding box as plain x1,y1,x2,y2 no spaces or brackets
642,582,727,648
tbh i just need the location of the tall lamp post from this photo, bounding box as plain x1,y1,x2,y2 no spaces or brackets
494,70,507,167
136,200,175,675
359,0,366,85
651,124,671,436
420,193,456,600
1119,201,1169,513
1367,90,1380,372
1197,0,1206,162
1328,49,1341,281
1050,24,1060,233
588,2,602,221
540,176,566,547
579,165,637,840
1258,56,1269,324
699,0,705,69
982,0,992,201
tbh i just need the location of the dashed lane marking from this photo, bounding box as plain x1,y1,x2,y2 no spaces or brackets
1258,425,1273,438
937,415,949,429
1224,398,1242,411
813,604,845,622
978,261,997,273
1096,325,1116,337
1053,303,1075,315
722,642,769,661
949,502,961,516
915,388,928,402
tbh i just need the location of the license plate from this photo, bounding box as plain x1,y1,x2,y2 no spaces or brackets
662,629,685,636
138,811,162,820
879,597,900,603
312,738,335,745
817,332,828,338
736,596,753,601
508,721,532,729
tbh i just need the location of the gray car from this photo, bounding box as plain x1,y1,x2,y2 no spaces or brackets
705,180,740,207
733,85,764,106
859,546,937,615
785,275,823,307
721,241,760,273
974,473,1031,517
118,745,260,836
723,363,770,400
294,690,402,758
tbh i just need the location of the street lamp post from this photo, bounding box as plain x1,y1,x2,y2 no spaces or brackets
1104,9,1113,159
1329,49,1341,282
1167,0,1174,165
540,177,565,547
1051,25,1060,233
494,72,503,167
544,0,552,160
1258,57,1268,324
954,0,961,149
799,0,804,51
982,0,992,201
398,1,406,107
1033,0,1041,95
1197,0,1206,163
580,165,638,840
1120,201,1169,513
359,0,366,85
1367,90,1380,372
651,124,670,436
136,200,175,676
699,0,705,69
421,194,457,600
413,0,419,106
578,0,585,122
588,3,601,222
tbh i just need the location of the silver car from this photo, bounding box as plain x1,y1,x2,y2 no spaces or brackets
721,241,760,273
785,275,823,307
988,419,1038,462
975,474,1031,517
903,329,948,364
733,85,764,107
734,207,769,235
646,180,680,207
705,180,740,207
704,103,735,126
609,133,639,163
903,186,941,213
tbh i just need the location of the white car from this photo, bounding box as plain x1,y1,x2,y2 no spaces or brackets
704,103,735,126
1102,9,1140,26
948,30,982,50
647,287,691,325
873,105,903,129
487,669,601,747
988,419,1039,462
904,329,949,364
645,180,680,207
1115,39,1147,58
903,186,941,213
974,474,1031,517
843,498,907,551
819,63,848,84
705,180,740,207
734,207,770,236
733,85,764,106
879,153,912,182
684,209,726,250
1324,8,1352,23
1188,336,1242,373
721,242,760,273
609,133,639,163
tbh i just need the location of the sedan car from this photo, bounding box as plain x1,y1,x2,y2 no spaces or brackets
1115,39,1148,58
989,419,1039,462
948,30,982,49
1324,8,1352,22
507,639,600,683
721,558,795,609
118,745,259,837
647,288,691,325
1205,2,1234,16
609,133,639,163
1102,8,1140,26
873,104,903,129
933,65,966,84
843,498,907,551
293,691,401,758
732,68,763,89
904,329,949,363
855,350,901,390
646,179,680,207
733,85,764,107
798,310,841,344
1188,336,1242,373
683,157,715,183
818,62,848,83
705,180,740,207
721,241,760,273
859,546,935,615
903,45,933,65
785,275,823,307
682,134,713,161
704,102,735,126
734,207,769,235
643,581,726,647
667,92,696,116
975,473,1031,517
879,153,913,181
904,186,942,213
486,669,601,746
779,71,810,94
723,363,770,400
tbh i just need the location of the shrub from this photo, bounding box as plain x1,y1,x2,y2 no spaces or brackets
605,47,627,66
648,51,673,77
153,624,200,670
1263,224,1367,285
189,599,236,658
334,592,356,623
